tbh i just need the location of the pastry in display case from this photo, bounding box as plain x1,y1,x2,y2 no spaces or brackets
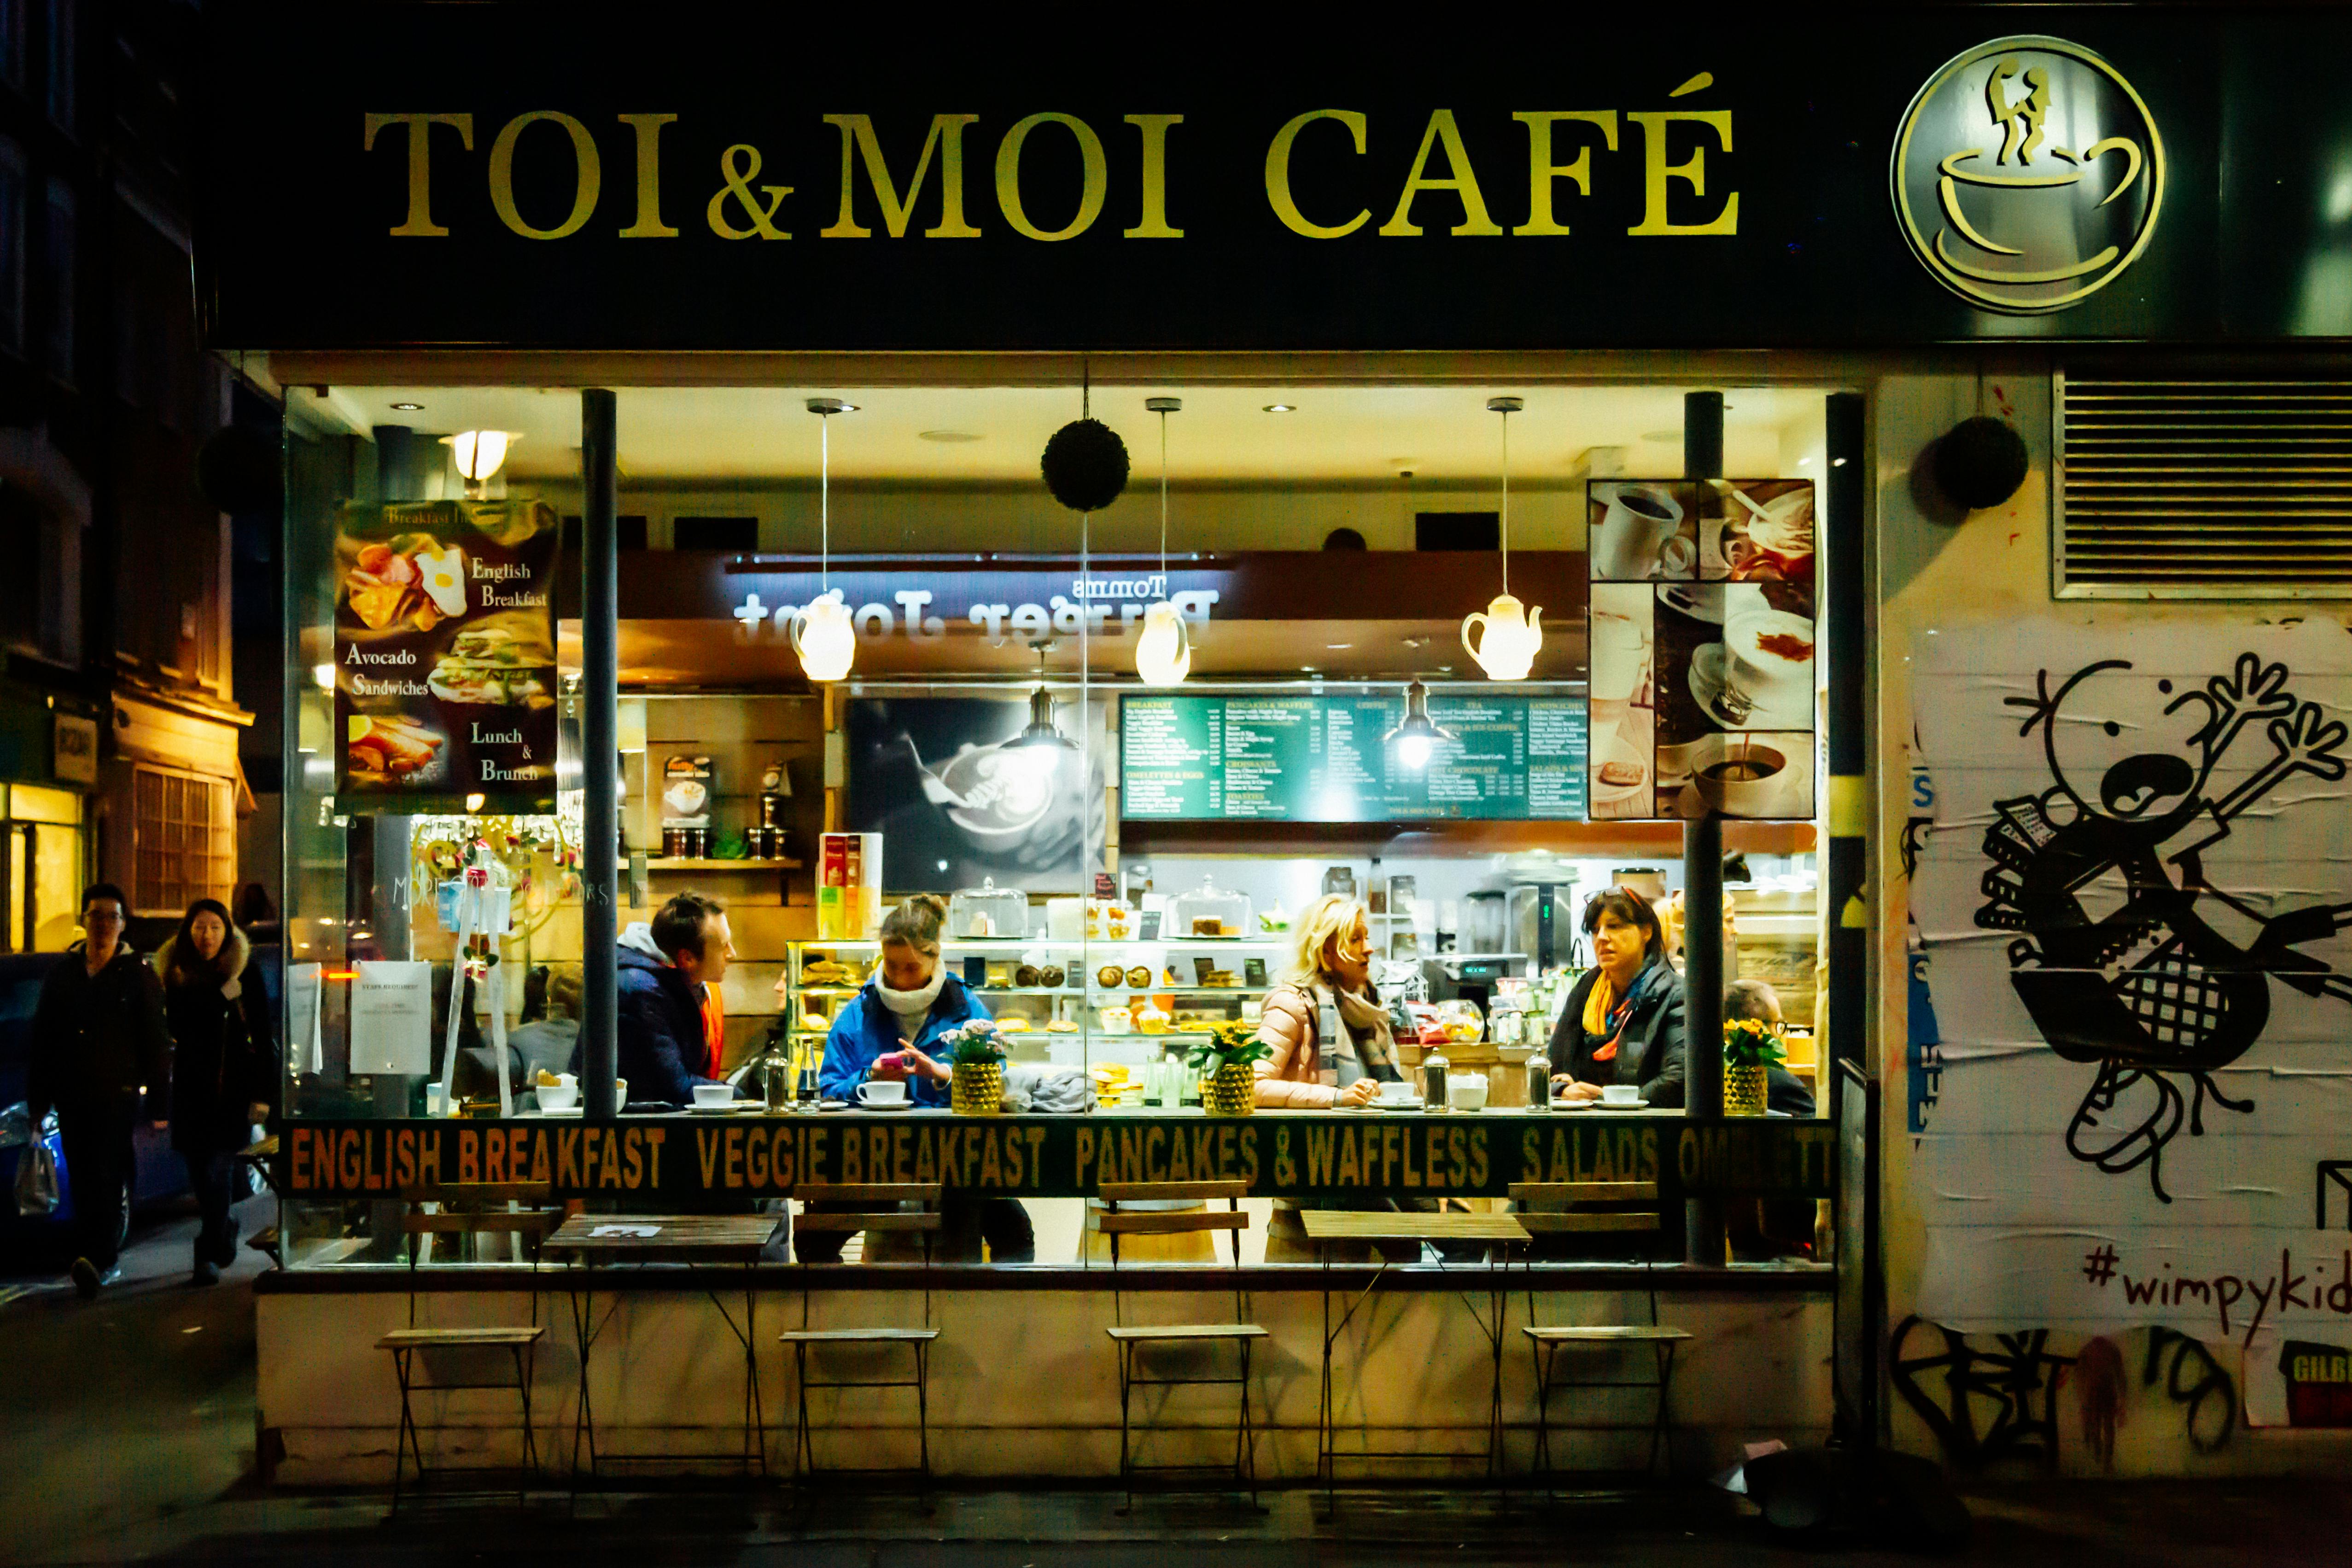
948,876,1030,938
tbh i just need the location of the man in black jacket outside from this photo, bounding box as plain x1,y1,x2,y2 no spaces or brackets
27,884,173,1297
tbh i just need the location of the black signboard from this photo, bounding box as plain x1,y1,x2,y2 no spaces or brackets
1122,694,1585,822
279,1112,1836,1203
196,7,2343,349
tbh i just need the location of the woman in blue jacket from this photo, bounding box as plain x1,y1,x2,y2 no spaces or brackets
803,895,1033,1261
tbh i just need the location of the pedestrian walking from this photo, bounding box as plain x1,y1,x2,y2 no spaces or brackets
156,898,276,1286
26,885,172,1298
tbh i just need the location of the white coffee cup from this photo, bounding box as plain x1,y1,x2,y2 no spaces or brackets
1377,1078,1417,1106
1600,1083,1642,1106
536,1076,579,1113
693,1083,735,1109
1593,484,1684,580
1721,609,1815,722
1690,733,1792,817
857,1079,909,1107
1446,1073,1489,1113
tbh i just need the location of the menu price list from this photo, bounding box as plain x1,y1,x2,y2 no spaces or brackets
1121,695,1586,822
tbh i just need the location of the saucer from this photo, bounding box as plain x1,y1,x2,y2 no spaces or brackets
850,1100,915,1112
1565,1098,1649,1111
1689,643,1810,731
535,1106,583,1117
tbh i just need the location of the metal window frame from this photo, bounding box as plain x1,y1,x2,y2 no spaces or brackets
2054,367,2352,601
129,760,230,915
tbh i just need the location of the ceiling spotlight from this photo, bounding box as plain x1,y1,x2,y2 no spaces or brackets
1382,681,1455,771
1262,403,1296,414
390,402,423,412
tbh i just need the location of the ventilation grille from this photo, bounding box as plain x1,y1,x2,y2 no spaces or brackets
2058,374,2352,597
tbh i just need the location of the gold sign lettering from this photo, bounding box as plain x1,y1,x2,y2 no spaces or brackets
1265,109,1368,239
1627,109,1737,235
995,112,1107,242
1379,109,1500,237
823,114,981,239
1122,114,1183,238
487,111,602,241
1512,111,1617,234
617,112,678,237
363,112,474,237
708,144,791,239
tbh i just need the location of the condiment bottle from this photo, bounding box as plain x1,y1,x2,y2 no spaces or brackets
1422,1048,1450,1113
1525,1050,1552,1114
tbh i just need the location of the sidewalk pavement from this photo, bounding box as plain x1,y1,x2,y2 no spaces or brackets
3,1198,2348,1566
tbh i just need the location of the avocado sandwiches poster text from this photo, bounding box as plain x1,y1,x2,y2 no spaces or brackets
334,499,559,805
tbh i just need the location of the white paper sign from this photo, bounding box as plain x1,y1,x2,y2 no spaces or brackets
1908,618,2352,1384
287,962,324,1074
349,960,433,1075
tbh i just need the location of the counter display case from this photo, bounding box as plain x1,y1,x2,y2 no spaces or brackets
782,936,1290,1069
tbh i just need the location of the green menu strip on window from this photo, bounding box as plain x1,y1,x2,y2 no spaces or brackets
1121,695,1587,822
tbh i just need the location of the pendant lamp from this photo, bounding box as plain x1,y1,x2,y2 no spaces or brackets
442,430,520,488
1461,395,1542,680
1135,396,1192,686
791,397,858,683
1383,680,1455,770
1009,642,1079,777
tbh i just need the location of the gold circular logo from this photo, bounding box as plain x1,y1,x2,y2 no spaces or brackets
1892,35,2165,314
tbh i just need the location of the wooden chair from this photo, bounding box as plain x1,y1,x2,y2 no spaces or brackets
780,1183,943,1494
374,1182,559,1513
1509,1181,1693,1485
1098,1180,1266,1513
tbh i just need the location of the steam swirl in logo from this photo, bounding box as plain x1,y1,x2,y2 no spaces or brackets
1892,36,2164,315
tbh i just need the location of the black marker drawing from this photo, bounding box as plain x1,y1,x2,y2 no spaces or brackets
2319,1160,2352,1231
1976,654,2352,1202
1890,1316,2072,1469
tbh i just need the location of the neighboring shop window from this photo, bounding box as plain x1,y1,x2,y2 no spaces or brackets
0,783,83,951
132,765,230,914
0,0,21,88
39,175,69,379
0,137,22,353
41,0,70,132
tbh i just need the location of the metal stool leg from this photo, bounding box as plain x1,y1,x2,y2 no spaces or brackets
390,1347,414,1515
1115,1340,1136,1515
915,1340,934,1507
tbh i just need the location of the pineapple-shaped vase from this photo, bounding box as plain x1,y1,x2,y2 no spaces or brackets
1725,1062,1769,1117
952,1062,1005,1115
1201,1061,1257,1116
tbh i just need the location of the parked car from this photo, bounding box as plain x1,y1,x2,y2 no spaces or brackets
0,952,190,1263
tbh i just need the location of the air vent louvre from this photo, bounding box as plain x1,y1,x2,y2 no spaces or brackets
2057,374,2352,598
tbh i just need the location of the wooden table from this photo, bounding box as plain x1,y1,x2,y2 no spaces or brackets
542,1213,783,1494
1301,1209,1530,1510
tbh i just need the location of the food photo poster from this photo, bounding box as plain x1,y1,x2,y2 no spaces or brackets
333,499,560,805
1585,479,1816,821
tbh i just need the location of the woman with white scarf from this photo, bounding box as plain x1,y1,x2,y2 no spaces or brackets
802,895,1033,1260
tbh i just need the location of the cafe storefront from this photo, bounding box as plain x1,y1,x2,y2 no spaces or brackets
205,5,2352,1484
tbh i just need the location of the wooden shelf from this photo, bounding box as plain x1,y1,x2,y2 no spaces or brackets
642,857,803,871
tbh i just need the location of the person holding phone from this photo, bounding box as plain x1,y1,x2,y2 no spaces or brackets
800,896,1032,1262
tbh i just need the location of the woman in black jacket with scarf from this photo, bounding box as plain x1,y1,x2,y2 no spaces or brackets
1548,886,1688,1107
158,899,276,1285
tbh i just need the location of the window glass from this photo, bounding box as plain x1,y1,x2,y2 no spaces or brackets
0,0,21,88
0,138,23,353
40,176,71,379
42,0,71,130
133,765,229,914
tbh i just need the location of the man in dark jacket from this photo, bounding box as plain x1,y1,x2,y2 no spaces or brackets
573,891,735,1105
27,884,173,1297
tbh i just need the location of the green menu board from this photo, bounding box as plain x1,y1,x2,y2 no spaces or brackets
1121,695,1587,822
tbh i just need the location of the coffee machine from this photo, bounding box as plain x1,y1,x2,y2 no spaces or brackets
1421,952,1526,1014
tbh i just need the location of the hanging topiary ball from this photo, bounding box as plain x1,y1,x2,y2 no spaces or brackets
1932,415,2029,512
195,424,283,514
1040,419,1130,512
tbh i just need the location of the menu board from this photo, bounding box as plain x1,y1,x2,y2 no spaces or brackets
333,499,559,804
1586,478,1816,822
1121,695,1585,822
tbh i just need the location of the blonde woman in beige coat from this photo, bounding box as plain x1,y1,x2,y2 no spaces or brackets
1250,895,1394,1108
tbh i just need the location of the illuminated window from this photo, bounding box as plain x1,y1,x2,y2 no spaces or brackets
132,766,231,915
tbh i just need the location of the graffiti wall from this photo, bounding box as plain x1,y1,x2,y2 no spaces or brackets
1908,618,2352,1434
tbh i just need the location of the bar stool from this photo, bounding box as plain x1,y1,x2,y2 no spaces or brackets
1097,1179,1266,1512
779,1183,942,1496
375,1182,559,1514
1511,1180,1692,1485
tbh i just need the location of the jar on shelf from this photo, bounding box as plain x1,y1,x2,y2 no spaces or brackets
948,876,1028,939
1169,874,1252,940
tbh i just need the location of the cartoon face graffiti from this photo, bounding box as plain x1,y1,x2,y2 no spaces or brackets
1977,654,2352,1201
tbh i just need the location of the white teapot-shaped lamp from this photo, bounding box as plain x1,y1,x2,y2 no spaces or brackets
790,589,856,682
1135,599,1192,686
1461,593,1542,681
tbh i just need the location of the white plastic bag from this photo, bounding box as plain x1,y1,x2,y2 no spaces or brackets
14,1139,59,1217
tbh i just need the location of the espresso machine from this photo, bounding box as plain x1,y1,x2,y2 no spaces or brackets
1419,952,1527,1014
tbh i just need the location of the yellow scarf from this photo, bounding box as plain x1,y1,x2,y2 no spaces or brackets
1581,969,1618,1037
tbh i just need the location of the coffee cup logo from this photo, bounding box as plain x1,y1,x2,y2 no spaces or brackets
1892,35,2164,314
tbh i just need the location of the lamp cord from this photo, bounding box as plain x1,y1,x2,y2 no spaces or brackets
1158,410,1169,581
1499,408,1511,596
819,412,831,594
